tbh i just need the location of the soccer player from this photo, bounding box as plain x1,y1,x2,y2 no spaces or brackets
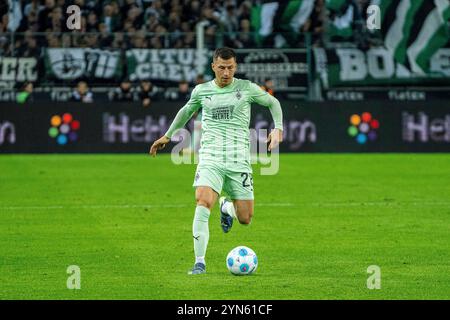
150,47,283,275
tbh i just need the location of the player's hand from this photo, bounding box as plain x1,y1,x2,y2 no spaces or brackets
149,135,170,157
266,128,283,152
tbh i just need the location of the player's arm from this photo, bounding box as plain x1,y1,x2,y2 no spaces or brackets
150,87,201,157
249,82,283,151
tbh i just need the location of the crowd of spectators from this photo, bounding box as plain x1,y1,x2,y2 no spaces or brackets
0,0,332,101
105,76,200,107
67,72,205,106
0,0,328,56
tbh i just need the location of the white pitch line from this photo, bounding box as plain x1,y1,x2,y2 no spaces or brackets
0,203,295,211
1,201,449,211
311,201,450,207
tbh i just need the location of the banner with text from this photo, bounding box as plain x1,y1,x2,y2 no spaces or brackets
235,49,309,91
126,48,211,84
1,101,449,153
314,47,450,88
44,48,122,83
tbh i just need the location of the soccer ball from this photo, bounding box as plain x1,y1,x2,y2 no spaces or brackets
226,246,258,275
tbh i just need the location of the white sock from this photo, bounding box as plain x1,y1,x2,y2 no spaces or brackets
224,200,237,219
195,256,205,265
193,206,210,264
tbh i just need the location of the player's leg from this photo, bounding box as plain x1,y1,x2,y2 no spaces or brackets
196,185,218,209
219,196,235,233
192,186,218,267
190,166,223,274
220,198,254,224
233,199,254,225
220,171,254,232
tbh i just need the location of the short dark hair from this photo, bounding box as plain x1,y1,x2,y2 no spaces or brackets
213,47,236,61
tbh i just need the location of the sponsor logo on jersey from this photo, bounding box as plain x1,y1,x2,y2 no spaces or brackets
212,105,234,120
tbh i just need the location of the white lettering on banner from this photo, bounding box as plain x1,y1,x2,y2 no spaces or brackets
367,48,395,79
47,49,120,80
0,80,15,101
388,90,426,101
0,91,17,102
50,89,72,101
102,113,169,143
430,49,450,77
403,112,450,143
238,63,306,73
0,57,37,82
327,90,364,101
336,48,450,81
127,49,209,82
0,121,16,145
238,51,307,90
336,49,367,81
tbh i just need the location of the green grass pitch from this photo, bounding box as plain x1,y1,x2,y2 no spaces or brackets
0,154,449,299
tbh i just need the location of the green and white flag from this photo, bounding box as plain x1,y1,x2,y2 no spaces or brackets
406,0,450,74
378,0,450,74
251,0,315,44
325,0,355,39
325,0,348,12
328,4,354,38
288,0,316,32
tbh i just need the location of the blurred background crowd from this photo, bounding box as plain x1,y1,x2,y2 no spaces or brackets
0,0,377,55
1,0,448,105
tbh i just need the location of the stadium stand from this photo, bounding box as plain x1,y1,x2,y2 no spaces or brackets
0,0,449,102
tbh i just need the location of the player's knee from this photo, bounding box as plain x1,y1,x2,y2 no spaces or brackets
196,198,213,210
195,188,216,210
238,212,253,225
238,216,252,225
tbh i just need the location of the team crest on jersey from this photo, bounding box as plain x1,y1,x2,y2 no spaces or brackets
195,171,200,181
236,89,242,100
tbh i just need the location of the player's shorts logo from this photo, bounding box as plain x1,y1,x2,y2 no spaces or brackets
348,112,379,144
49,113,80,145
